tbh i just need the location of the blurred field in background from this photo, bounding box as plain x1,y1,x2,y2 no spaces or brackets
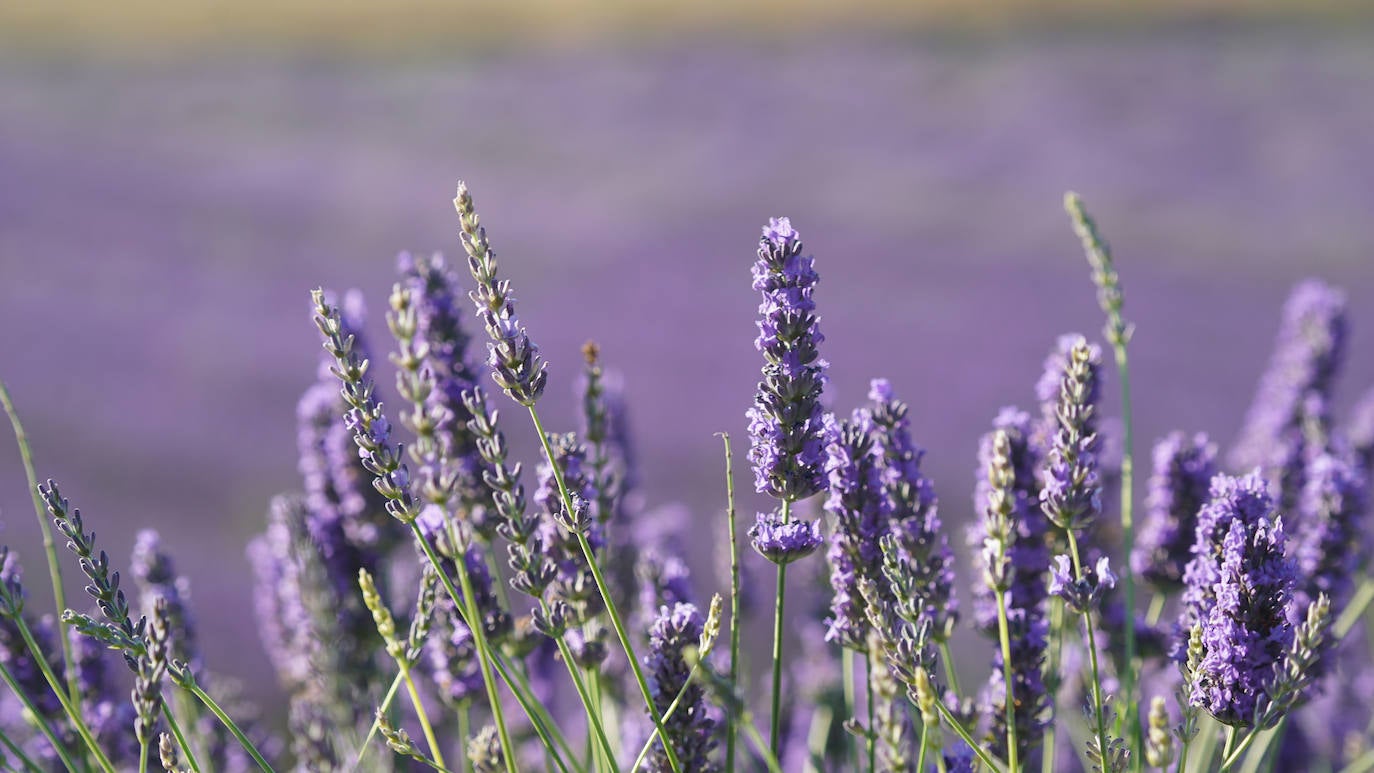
3,1,1374,712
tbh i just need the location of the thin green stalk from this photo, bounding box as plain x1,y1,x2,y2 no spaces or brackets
629,658,708,771
1221,727,1238,771
357,672,405,767
1146,593,1167,628
1067,531,1111,773
12,619,115,772
539,604,617,771
528,406,683,773
937,641,962,696
864,653,875,773
185,682,273,772
1190,719,1220,773
768,501,791,760
993,577,1021,773
410,524,519,773
718,432,742,773
0,382,78,704
0,658,80,772
458,703,472,773
139,741,150,773
1177,734,1190,773
1220,727,1263,772
161,704,201,773
489,650,582,773
738,715,785,773
1238,720,1284,773
1340,748,1374,773
804,704,834,772
930,692,1006,773
402,667,447,770
915,718,930,773
1336,577,1374,638
0,714,45,773
843,649,859,773
1042,597,1065,773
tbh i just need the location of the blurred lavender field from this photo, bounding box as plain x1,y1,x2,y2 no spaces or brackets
3,25,1374,712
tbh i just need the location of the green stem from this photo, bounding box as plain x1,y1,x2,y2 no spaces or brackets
0,382,78,705
139,740,150,773
768,499,792,760
916,717,930,773
865,653,875,773
1340,748,1374,773
402,666,447,770
930,691,1006,773
629,659,708,771
0,716,45,773
161,704,202,773
541,604,617,771
994,580,1021,772
805,703,834,772
358,672,405,767
1067,531,1111,773
1336,577,1374,639
528,406,683,773
13,619,115,772
843,649,859,773
1220,727,1238,771
738,714,785,773
1114,348,1141,761
1220,727,1261,772
1042,596,1066,773
718,432,741,773
1177,734,1190,773
0,657,80,772
186,682,273,772
1146,593,1167,628
937,641,962,696
458,703,472,773
1237,720,1283,773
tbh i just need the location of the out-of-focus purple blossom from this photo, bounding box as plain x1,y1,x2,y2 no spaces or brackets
1180,471,1279,632
970,409,1047,633
749,510,823,566
868,379,958,643
1192,516,1296,726
1040,336,1103,533
1349,386,1374,470
747,217,829,502
454,182,548,406
130,529,201,672
644,603,719,773
637,547,695,636
823,411,888,649
0,551,71,754
939,744,975,773
427,614,483,708
1294,453,1368,634
1049,554,1117,616
980,605,1050,761
1133,432,1219,592
579,343,642,533
1232,280,1348,507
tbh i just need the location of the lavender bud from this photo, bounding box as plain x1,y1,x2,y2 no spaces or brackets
1294,452,1369,623
467,724,507,773
132,599,171,746
1048,554,1117,615
1145,696,1174,769
748,510,823,566
746,217,829,502
1040,336,1104,533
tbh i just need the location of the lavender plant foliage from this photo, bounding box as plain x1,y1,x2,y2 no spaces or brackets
1133,432,1218,592
746,217,829,502
644,603,719,773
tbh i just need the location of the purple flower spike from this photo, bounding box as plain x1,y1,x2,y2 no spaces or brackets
749,511,823,566
1040,336,1103,533
823,410,889,649
747,217,829,502
1134,432,1219,591
1294,452,1369,617
644,603,719,773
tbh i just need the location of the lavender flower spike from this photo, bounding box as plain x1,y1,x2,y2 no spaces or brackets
1040,336,1103,533
453,182,548,406
1293,453,1368,622
823,411,889,649
644,603,719,773
1133,432,1218,592
746,217,829,502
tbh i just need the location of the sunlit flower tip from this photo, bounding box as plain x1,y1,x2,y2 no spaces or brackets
1048,554,1116,614
867,377,894,404
748,511,823,566
762,217,798,247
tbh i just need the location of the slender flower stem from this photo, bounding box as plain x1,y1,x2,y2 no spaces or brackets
629,658,708,772
1042,596,1067,773
0,382,78,703
1177,736,1190,773
410,524,519,773
1067,531,1111,772
1146,593,1167,628
161,704,201,773
718,432,741,773
528,406,683,773
540,601,618,771
737,714,785,773
768,498,792,760
843,649,860,773
804,704,833,772
402,666,447,770
1237,720,1284,773
1220,727,1262,772
0,658,80,772
865,653,876,773
458,703,472,773
1220,727,1238,771
185,682,274,772
0,714,44,773
930,691,1007,773
12,619,116,772
1340,748,1374,773
937,641,962,696
994,581,1021,772
358,673,406,767
915,719,930,773
139,740,150,773
1336,576,1374,638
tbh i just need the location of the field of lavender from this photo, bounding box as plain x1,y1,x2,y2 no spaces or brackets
3,18,1374,773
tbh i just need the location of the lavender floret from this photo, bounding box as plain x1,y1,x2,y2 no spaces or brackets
1133,432,1219,591
1048,554,1117,614
749,511,823,566
746,217,829,502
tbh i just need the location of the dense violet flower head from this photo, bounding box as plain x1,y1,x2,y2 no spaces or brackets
1040,336,1103,532
970,408,1047,633
746,217,829,502
1232,280,1348,502
1134,432,1219,591
749,510,823,566
867,379,958,642
454,182,548,406
1294,452,1369,618
1180,471,1278,627
644,603,719,773
823,410,889,649
1192,517,1297,726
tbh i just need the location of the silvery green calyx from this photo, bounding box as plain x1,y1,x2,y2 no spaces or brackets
312,288,422,525
132,598,171,747
467,724,507,773
1254,593,1331,729
454,182,548,406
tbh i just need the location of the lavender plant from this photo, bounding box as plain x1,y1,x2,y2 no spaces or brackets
4,186,1374,773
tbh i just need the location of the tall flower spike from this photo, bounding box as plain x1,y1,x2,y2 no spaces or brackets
746,217,829,502
1179,471,1280,633
454,182,548,406
823,411,889,649
1232,280,1348,504
1293,453,1368,641
1040,336,1103,533
1133,432,1218,592
644,603,720,773
130,530,201,673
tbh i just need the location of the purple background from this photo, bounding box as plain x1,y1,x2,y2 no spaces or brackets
2,30,1373,707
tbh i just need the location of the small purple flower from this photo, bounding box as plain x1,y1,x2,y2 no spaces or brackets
130,529,201,673
749,511,823,566
1133,432,1219,591
746,217,829,502
1048,554,1117,614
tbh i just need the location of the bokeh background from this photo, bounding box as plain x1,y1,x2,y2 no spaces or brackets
3,1,1374,716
